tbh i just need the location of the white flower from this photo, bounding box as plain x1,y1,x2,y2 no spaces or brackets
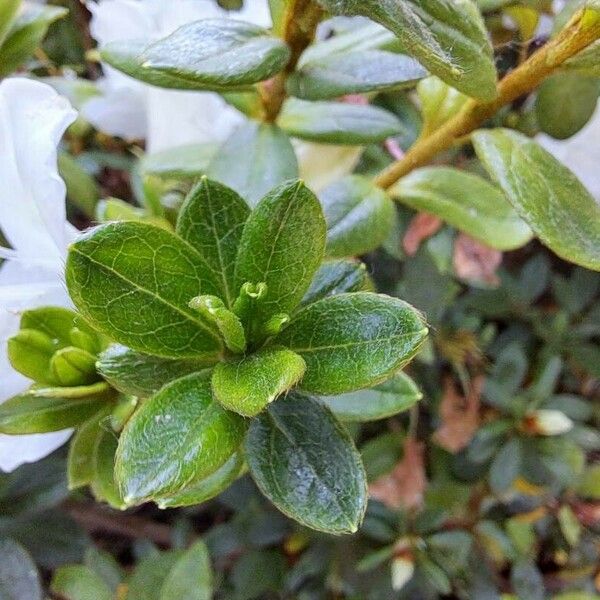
0,78,77,472
538,105,600,201
84,0,362,190
390,555,415,591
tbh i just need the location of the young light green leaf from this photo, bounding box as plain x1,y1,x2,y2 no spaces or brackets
276,292,428,395
320,175,396,257
235,180,326,331
159,540,213,600
535,72,600,140
66,221,225,359
189,296,246,353
92,428,127,510
157,452,245,508
0,0,22,48
97,345,207,398
68,409,109,490
141,143,217,180
212,348,306,417
417,76,469,137
177,178,250,306
278,98,403,144
245,393,367,534
473,128,600,271
0,394,106,434
50,347,98,387
51,565,113,600
0,539,42,600
102,19,291,91
0,4,67,77
315,0,497,100
208,122,298,207
390,167,533,250
7,329,55,384
302,259,373,306
288,50,426,101
321,372,421,422
115,372,246,505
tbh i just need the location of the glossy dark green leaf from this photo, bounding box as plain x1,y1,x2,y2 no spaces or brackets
67,409,109,490
321,372,421,422
115,372,246,505
159,540,213,600
245,393,367,534
302,258,373,306
177,177,250,306
97,344,206,398
50,565,112,600
316,0,497,100
473,129,600,271
235,180,326,330
535,72,600,140
208,122,298,207
276,292,428,395
0,394,106,434
156,452,244,508
66,221,225,359
489,437,522,493
391,167,533,250
212,348,306,417
91,428,126,510
278,99,403,144
0,539,42,600
0,4,67,77
288,50,426,100
320,175,396,257
102,19,290,91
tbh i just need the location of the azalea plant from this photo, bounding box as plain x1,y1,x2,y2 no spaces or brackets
0,0,599,598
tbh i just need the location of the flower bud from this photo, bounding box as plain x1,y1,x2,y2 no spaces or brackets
523,409,573,436
391,556,415,591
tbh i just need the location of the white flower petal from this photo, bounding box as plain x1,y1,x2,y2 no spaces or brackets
0,78,76,261
0,431,72,472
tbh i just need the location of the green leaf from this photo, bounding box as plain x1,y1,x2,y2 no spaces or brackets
141,143,217,180
212,348,306,417
417,75,469,137
0,394,106,434
51,565,112,600
208,122,298,207
176,177,250,306
511,561,544,600
91,428,126,510
489,437,522,493
276,292,428,395
564,39,600,76
320,175,396,257
315,0,497,100
127,553,183,600
391,167,533,250
58,152,100,219
577,464,600,499
7,329,55,384
83,548,123,594
321,372,421,422
50,347,97,387
302,258,373,306
557,505,581,547
0,538,42,600
287,50,426,101
20,306,89,347
0,4,67,77
235,180,326,331
245,392,367,534
535,72,600,140
66,221,225,359
101,19,290,91
68,409,109,490
0,0,21,49
159,540,213,600
115,372,246,505
473,129,600,271
97,345,206,398
189,296,247,353
278,98,403,144
156,452,244,508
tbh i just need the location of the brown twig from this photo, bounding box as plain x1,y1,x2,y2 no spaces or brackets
260,0,323,122
373,8,600,190
64,500,173,546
